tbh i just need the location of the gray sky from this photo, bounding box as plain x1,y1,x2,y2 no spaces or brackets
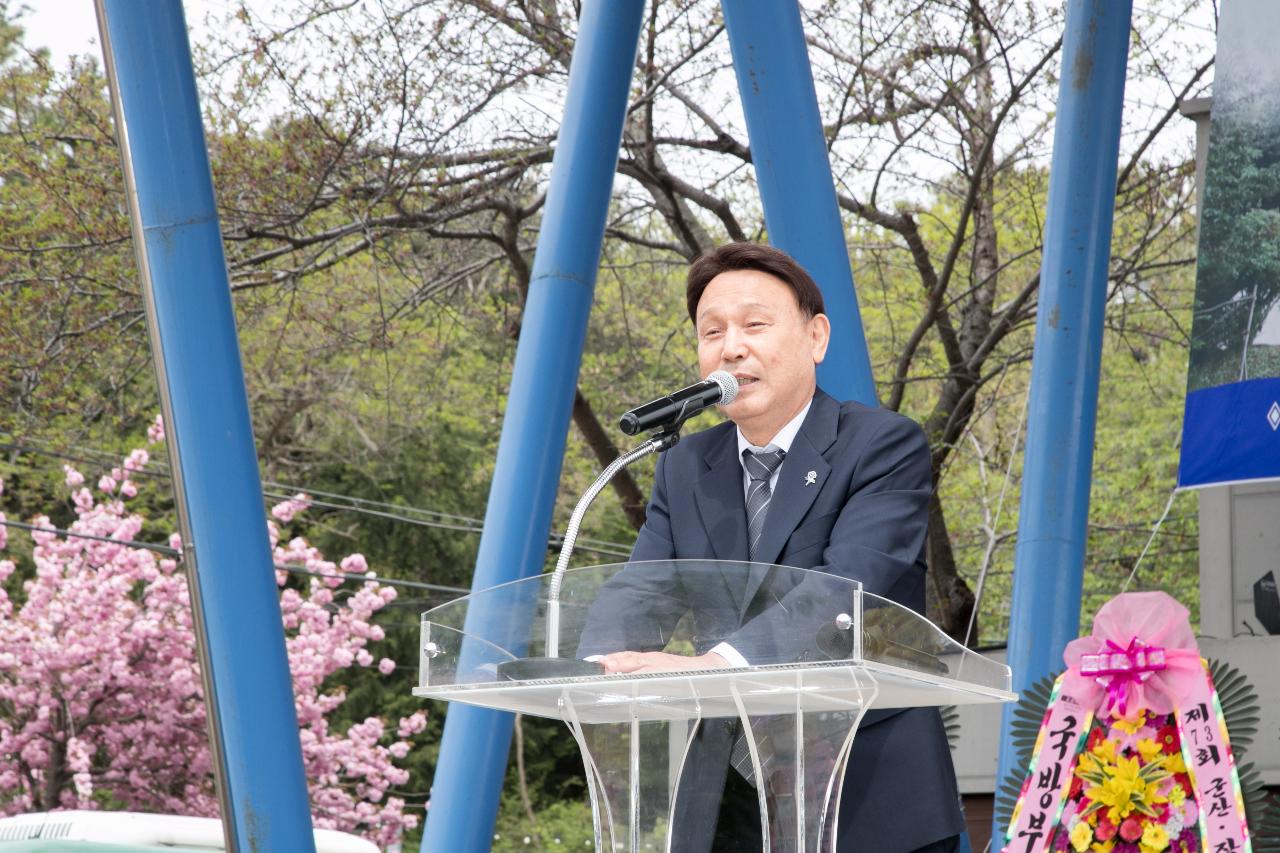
17,0,1212,194
18,1,101,68
18,0,222,69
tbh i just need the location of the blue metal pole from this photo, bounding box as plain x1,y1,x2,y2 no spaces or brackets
720,0,877,406
95,4,315,850
993,0,1131,843
419,2,646,850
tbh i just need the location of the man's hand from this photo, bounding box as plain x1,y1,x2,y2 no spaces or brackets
597,650,730,675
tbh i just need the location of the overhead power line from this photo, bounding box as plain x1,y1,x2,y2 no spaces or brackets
0,517,470,594
0,517,180,556
1,436,637,559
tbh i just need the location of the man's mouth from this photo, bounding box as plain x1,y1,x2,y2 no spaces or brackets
734,375,758,387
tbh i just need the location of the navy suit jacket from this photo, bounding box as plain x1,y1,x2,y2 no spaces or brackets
584,388,963,852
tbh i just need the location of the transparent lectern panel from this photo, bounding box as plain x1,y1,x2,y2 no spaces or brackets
416,561,1012,717
413,562,1015,853
857,591,1011,702
418,561,865,689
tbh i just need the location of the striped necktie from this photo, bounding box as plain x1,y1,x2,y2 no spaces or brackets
743,447,786,561
731,447,786,786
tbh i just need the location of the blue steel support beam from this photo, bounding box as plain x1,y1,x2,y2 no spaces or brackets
420,2,646,850
95,4,316,850
720,0,877,406
994,0,1132,841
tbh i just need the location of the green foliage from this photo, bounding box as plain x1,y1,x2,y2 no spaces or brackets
1257,793,1280,853
1189,117,1280,390
854,162,1200,642
941,704,961,750
493,797,596,852
0,21,155,437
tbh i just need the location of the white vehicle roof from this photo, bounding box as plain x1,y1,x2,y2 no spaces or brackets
0,812,378,853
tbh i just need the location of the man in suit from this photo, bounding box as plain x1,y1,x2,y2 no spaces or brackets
585,242,963,852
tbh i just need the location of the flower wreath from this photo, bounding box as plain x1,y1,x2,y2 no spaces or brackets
1001,592,1254,853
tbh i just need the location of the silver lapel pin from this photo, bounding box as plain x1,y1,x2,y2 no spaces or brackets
804,470,817,486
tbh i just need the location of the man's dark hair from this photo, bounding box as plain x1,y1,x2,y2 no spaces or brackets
686,242,826,322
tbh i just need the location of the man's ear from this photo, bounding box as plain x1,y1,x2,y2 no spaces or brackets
809,313,831,364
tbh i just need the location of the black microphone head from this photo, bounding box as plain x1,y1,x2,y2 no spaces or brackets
618,371,738,436
618,411,641,435
706,370,738,405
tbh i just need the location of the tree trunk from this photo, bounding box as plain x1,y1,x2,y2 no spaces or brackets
920,365,981,643
41,724,68,810
572,389,648,530
497,209,649,534
924,488,976,645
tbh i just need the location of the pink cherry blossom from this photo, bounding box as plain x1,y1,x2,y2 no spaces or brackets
123,449,149,472
0,443,424,847
271,494,313,524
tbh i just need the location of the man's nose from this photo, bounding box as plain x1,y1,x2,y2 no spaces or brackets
721,326,748,360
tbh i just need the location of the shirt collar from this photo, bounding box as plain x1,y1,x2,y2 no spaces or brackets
736,397,813,460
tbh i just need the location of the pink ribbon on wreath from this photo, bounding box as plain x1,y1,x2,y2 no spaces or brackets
1003,592,1252,853
1060,591,1202,716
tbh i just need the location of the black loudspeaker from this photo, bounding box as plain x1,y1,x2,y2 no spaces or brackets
1255,571,1280,635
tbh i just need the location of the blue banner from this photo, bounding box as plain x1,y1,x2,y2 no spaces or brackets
1179,0,1280,488
1181,378,1280,486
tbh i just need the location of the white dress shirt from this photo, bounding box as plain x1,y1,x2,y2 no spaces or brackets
712,398,814,668
734,398,812,498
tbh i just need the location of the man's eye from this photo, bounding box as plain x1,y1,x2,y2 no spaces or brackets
701,329,723,339
747,321,768,329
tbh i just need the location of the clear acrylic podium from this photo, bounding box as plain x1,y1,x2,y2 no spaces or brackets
414,561,1013,852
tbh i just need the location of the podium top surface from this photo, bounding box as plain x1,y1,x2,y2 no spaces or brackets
413,561,1013,721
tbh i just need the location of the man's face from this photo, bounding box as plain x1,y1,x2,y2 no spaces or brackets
695,269,830,443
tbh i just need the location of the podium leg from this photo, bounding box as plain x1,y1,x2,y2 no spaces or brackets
559,686,701,853
730,670,879,852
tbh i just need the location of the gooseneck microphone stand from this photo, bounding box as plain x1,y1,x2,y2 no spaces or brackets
496,428,680,681
545,429,681,658
497,372,737,680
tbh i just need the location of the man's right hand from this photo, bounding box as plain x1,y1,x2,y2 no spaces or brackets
596,650,729,675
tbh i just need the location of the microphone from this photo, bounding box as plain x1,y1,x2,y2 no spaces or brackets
618,370,739,436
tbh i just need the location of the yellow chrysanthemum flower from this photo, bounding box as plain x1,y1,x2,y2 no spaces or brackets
1136,738,1164,763
1167,783,1186,808
1165,751,1187,775
1090,842,1116,853
1091,738,1119,763
1070,822,1094,852
1141,822,1170,851
1111,711,1147,735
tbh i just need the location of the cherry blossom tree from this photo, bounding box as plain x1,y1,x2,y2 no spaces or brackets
0,419,425,847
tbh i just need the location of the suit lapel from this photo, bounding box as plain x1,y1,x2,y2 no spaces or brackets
738,391,840,618
693,429,752,610
693,427,750,564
